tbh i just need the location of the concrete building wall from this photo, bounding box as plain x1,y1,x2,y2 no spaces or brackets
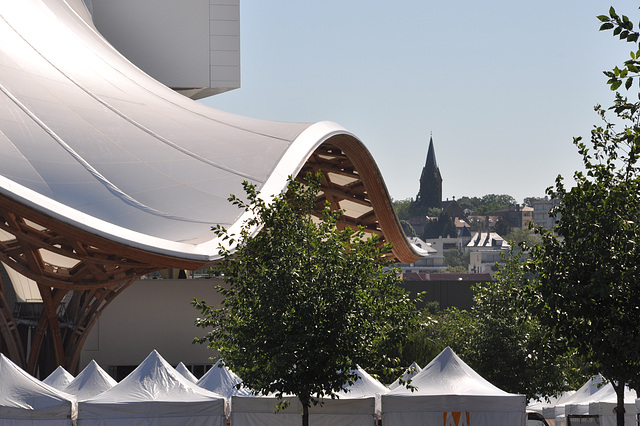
91,0,240,97
80,278,224,374
532,197,560,230
400,280,477,311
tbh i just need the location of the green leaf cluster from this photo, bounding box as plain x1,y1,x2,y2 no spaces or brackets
527,6,640,424
468,249,587,400
193,173,421,422
599,7,640,92
392,198,413,221
457,194,516,216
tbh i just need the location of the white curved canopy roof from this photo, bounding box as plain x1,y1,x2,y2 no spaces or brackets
0,0,408,264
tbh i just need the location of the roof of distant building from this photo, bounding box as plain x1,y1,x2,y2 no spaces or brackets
467,232,510,249
402,272,493,282
407,237,437,254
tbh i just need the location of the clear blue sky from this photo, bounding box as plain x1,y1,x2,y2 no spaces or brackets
201,0,638,204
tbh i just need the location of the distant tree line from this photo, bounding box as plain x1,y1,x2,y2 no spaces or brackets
393,194,544,241
393,194,544,222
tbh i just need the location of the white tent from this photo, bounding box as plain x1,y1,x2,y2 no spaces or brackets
634,399,640,425
197,360,251,398
77,350,226,425
381,347,526,426
175,362,198,384
230,365,387,426
231,396,377,426
588,400,636,426
339,365,388,416
42,366,74,391
564,383,636,426
197,360,251,416
63,360,117,401
543,375,603,426
527,391,575,415
389,361,422,390
0,353,76,425
340,365,388,397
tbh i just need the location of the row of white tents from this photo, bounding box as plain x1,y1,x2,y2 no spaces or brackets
0,347,528,425
527,375,639,426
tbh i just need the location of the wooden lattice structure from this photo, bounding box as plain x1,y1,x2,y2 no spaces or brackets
0,137,417,377
0,191,207,377
301,135,416,262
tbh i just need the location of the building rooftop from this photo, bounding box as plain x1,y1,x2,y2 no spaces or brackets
466,232,510,249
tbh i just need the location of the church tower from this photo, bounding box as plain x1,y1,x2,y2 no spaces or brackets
415,136,442,210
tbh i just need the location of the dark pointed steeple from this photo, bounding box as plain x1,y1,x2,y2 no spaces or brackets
415,136,442,210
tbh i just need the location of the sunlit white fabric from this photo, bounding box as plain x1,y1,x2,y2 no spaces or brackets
42,366,74,391
78,350,225,425
0,353,76,424
63,360,117,401
381,347,526,426
175,362,198,384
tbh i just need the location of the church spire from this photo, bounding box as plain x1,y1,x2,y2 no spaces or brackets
424,135,438,171
415,135,442,210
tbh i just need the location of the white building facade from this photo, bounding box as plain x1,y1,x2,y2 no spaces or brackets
466,232,510,275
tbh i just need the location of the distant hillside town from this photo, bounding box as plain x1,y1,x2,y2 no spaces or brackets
392,136,560,280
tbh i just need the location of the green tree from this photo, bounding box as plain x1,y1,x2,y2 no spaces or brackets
408,201,429,218
392,198,413,221
505,228,542,248
399,251,588,400
523,196,544,207
426,207,443,217
466,250,587,400
456,195,481,212
457,194,516,215
475,194,516,215
443,248,469,271
193,173,421,426
493,217,511,236
529,7,640,425
423,211,457,239
400,219,416,237
400,306,475,369
467,216,489,232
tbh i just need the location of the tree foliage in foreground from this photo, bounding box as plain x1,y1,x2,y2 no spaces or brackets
467,250,587,401
528,7,640,426
193,173,421,426
400,249,587,401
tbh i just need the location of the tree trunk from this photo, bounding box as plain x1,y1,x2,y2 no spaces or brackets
299,395,310,426
613,381,625,426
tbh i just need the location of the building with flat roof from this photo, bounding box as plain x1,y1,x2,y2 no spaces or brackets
532,197,561,231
